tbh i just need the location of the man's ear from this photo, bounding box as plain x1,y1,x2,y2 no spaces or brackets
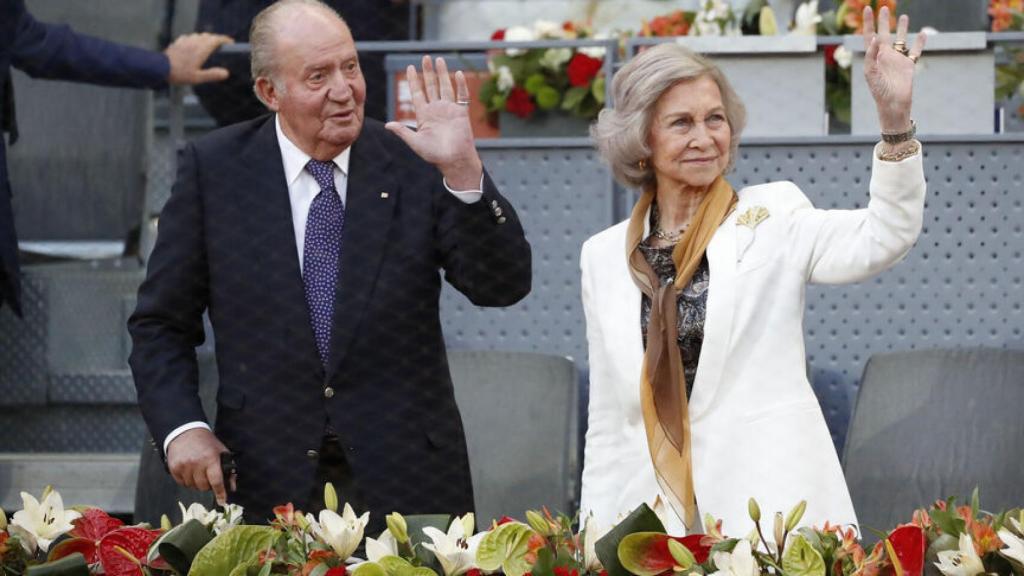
254,76,281,111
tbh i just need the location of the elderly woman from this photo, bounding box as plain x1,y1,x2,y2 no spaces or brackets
579,6,926,535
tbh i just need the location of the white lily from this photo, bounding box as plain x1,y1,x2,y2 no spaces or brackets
496,66,515,93
792,1,821,35
366,529,400,562
308,503,370,560
934,533,985,576
10,489,81,553
582,514,608,572
998,520,1024,565
422,513,485,576
708,539,759,576
178,501,244,534
504,26,534,57
834,45,853,69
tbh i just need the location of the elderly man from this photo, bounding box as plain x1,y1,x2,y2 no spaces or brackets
128,0,531,524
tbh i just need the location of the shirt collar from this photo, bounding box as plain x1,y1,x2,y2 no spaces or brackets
275,114,351,187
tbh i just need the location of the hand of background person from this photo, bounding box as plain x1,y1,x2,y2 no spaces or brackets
165,32,234,86
861,5,925,132
166,427,236,505
385,55,484,190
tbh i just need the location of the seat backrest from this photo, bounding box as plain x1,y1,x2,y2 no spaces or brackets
842,348,1024,534
8,0,163,241
447,350,579,524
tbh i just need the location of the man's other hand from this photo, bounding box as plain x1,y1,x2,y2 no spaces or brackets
167,427,235,505
165,32,233,85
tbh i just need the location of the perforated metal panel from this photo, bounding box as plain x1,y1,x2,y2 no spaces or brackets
0,406,146,452
440,144,614,366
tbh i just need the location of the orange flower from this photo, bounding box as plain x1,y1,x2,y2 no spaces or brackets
843,0,898,33
989,0,1023,31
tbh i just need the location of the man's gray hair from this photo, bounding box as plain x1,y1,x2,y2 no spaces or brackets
250,0,347,102
590,43,746,191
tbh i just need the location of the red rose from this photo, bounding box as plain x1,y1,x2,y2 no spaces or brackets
824,44,837,67
505,87,536,119
491,29,506,41
567,53,603,87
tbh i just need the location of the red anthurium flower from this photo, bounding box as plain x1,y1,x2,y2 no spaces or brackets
505,87,536,119
491,29,506,41
619,532,711,576
49,508,127,564
97,527,163,576
466,569,483,576
887,525,925,576
824,45,838,67
567,53,603,87
497,516,517,526
326,567,347,576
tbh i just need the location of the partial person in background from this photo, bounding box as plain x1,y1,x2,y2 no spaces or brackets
193,0,409,125
0,0,233,317
130,0,530,527
579,6,926,534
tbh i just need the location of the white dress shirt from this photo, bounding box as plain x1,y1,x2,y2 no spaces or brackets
162,115,484,455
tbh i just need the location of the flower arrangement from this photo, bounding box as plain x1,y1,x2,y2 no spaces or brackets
991,0,1024,121
480,20,607,121
5,485,1023,576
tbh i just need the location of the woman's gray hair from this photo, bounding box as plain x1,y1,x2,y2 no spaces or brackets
250,0,346,102
591,43,746,191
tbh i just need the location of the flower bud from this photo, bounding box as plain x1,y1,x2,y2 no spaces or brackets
667,538,695,570
526,510,550,535
324,482,339,513
160,514,172,531
773,512,785,551
748,498,761,523
785,500,807,532
387,513,409,544
0,507,6,530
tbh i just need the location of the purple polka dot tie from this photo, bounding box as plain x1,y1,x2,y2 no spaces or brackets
303,159,346,367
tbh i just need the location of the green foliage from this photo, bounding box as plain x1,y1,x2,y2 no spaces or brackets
187,526,277,576
782,536,826,576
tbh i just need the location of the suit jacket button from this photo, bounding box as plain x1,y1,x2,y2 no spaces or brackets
307,449,319,459
497,216,507,224
490,200,498,208
324,387,335,399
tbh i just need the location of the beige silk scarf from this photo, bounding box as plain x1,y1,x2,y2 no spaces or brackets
625,175,736,528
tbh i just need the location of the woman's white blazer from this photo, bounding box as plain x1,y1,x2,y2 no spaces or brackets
579,147,926,536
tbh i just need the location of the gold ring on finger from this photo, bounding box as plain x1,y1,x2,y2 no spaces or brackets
894,41,909,55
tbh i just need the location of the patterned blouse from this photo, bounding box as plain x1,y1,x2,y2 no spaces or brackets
639,212,710,399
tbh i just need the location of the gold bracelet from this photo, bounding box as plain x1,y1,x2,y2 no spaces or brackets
877,140,921,162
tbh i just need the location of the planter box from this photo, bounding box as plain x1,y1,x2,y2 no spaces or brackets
846,32,994,135
672,35,826,137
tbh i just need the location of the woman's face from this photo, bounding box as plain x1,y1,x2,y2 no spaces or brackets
647,75,732,191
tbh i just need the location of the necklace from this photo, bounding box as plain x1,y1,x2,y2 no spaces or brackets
652,224,688,243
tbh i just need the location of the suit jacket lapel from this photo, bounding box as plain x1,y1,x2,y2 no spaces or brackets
242,117,320,367
325,127,398,379
689,210,737,421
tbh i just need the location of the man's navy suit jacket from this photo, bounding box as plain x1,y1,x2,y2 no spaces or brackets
0,0,168,315
128,115,532,523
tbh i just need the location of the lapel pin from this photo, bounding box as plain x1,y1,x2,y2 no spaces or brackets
736,205,770,263
380,192,389,199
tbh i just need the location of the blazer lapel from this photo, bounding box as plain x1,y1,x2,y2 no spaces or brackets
689,210,738,421
325,128,398,379
242,118,320,363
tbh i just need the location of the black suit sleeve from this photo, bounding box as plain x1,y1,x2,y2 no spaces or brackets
128,142,210,448
10,0,170,89
434,171,532,307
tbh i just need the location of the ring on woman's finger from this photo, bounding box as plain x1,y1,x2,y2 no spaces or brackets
893,40,909,55
456,100,470,106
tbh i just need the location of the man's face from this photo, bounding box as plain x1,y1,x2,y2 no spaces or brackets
263,9,366,159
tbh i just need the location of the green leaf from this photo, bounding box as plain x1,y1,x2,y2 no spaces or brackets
524,74,547,96
489,94,508,113
187,525,277,576
971,487,981,519
596,504,666,576
381,555,419,576
591,76,606,104
536,86,560,110
561,87,589,111
157,519,215,576
308,565,330,576
930,509,967,537
782,536,826,576
532,547,556,576
25,553,91,576
475,522,534,576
